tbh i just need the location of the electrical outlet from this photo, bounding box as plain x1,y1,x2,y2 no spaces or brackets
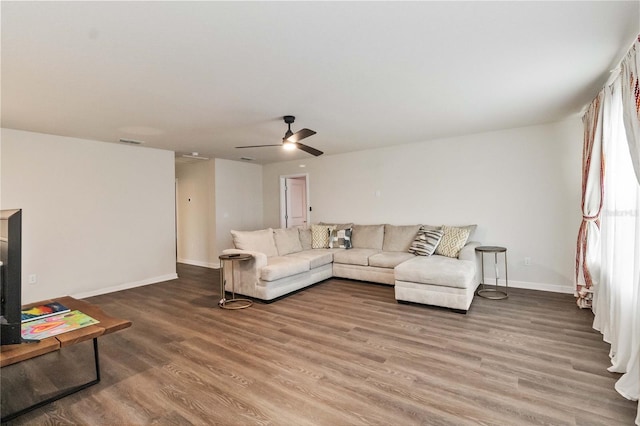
524,257,531,266
28,274,37,284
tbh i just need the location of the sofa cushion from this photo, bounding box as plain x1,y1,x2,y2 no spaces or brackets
231,228,278,258
351,224,384,249
382,224,421,252
273,228,303,256
298,228,313,250
260,256,310,281
369,252,415,268
329,228,353,249
311,224,336,249
435,225,472,258
333,248,381,266
394,255,476,289
319,222,353,230
286,250,334,269
408,227,445,256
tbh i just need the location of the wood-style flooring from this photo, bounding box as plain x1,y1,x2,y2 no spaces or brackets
5,263,637,425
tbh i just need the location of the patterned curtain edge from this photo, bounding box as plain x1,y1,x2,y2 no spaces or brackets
575,93,604,309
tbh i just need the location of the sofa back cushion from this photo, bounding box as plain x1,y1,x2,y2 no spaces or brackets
230,228,278,257
298,228,313,250
319,222,354,231
351,224,385,249
273,228,303,256
382,224,421,252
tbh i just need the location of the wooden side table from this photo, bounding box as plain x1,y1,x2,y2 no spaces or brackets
475,246,508,300
218,253,253,310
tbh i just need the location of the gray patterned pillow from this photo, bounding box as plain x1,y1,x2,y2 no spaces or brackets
329,228,352,249
408,227,444,256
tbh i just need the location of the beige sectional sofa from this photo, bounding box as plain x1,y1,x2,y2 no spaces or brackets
222,223,481,312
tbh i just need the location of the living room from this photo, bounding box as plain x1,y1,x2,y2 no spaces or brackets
1,1,639,424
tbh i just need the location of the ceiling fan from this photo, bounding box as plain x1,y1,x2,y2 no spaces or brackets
236,115,323,156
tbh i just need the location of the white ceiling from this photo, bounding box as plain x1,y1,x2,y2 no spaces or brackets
2,1,638,164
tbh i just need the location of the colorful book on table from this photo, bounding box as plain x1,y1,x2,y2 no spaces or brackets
21,301,71,323
21,310,100,341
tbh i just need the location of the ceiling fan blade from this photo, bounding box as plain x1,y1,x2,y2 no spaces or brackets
286,128,316,143
235,144,282,148
296,142,323,157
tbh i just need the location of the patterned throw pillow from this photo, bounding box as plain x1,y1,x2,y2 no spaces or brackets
311,224,336,249
329,228,353,249
408,227,444,256
435,225,471,258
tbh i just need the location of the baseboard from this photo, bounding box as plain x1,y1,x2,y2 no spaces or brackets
71,273,179,299
481,278,574,294
177,258,220,269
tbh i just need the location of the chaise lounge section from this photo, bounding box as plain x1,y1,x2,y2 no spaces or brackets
222,223,481,312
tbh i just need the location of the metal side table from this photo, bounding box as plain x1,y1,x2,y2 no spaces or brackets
476,246,508,300
218,253,253,309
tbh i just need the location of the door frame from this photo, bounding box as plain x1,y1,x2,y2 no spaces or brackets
279,173,310,228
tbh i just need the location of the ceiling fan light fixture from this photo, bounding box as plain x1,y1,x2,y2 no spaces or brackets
235,115,322,157
282,141,297,151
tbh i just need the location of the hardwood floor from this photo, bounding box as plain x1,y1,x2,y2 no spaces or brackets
6,263,636,425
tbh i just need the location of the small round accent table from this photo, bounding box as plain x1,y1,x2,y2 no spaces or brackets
218,253,253,310
475,246,508,300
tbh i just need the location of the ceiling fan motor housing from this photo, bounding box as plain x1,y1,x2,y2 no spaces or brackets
283,115,295,139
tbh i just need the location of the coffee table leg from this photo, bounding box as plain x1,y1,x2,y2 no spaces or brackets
0,338,101,423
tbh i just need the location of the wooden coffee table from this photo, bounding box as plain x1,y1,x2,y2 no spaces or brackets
0,296,131,422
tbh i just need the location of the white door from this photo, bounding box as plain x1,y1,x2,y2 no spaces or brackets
285,178,307,228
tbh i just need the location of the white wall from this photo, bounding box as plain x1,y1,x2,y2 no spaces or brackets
215,159,263,263
1,129,177,303
263,118,583,293
175,160,216,268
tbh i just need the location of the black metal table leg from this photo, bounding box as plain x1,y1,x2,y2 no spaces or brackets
1,338,101,423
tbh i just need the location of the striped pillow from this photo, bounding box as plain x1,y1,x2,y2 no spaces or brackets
408,227,444,256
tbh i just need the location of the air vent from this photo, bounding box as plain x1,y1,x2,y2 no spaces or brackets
240,157,255,161
119,138,144,145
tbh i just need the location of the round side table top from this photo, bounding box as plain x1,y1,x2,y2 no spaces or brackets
475,246,507,253
219,253,253,261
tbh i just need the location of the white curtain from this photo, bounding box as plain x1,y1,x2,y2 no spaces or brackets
620,37,640,186
617,35,640,426
591,36,640,424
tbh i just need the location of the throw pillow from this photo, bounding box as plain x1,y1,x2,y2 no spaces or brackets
408,227,444,256
311,224,336,249
329,228,353,249
435,225,471,258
